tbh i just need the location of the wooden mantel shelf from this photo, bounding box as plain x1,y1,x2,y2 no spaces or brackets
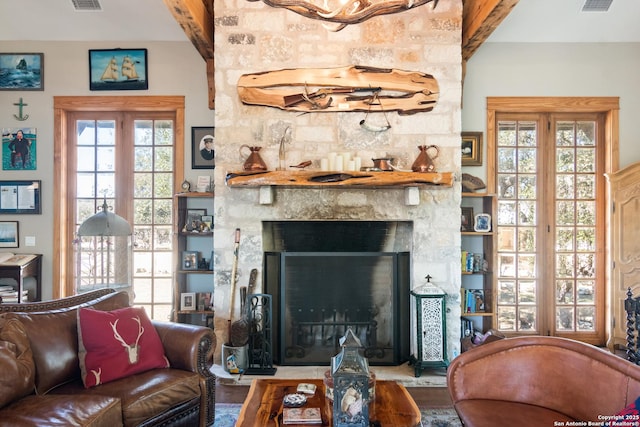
225,170,453,188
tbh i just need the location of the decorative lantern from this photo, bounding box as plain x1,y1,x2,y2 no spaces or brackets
331,328,370,427
410,275,449,377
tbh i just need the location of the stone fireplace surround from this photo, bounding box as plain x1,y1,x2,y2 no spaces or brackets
211,0,464,366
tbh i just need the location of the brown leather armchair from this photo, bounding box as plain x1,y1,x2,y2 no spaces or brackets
448,335,640,427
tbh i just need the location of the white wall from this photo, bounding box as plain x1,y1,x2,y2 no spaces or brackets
462,42,640,171
0,41,212,300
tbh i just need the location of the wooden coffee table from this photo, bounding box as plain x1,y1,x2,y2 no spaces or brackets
235,378,421,426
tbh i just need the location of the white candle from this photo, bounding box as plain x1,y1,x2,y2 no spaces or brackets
320,158,329,171
347,160,356,171
353,156,362,171
335,155,344,171
342,152,351,164
328,152,337,170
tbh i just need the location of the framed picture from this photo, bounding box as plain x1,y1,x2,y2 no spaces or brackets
0,221,19,248
182,251,199,270
0,180,41,214
88,48,148,91
474,213,492,232
0,53,43,91
180,292,196,311
201,215,213,231
2,128,37,171
192,127,215,170
461,207,474,232
462,132,483,166
196,292,213,311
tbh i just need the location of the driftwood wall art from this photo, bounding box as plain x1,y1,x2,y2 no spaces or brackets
237,65,439,115
246,0,440,31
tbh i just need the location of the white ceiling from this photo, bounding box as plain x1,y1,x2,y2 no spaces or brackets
0,0,638,43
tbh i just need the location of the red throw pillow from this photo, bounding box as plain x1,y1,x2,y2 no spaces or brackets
77,306,169,388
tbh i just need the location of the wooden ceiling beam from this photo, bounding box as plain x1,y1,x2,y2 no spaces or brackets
163,0,215,109
462,0,518,62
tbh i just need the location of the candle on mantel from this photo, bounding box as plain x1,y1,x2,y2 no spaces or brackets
320,158,329,171
335,155,344,171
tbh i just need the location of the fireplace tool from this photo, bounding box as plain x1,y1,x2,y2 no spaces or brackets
226,228,241,345
230,268,257,347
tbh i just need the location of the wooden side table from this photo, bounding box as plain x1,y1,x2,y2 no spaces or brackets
235,378,421,427
0,254,42,303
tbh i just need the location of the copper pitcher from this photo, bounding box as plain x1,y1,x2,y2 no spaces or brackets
240,145,267,172
411,145,439,173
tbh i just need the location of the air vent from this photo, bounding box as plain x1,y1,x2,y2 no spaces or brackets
582,0,613,12
70,0,102,11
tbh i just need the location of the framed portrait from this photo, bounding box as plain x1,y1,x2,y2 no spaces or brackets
192,127,215,170
196,292,213,311
461,132,483,166
0,53,43,91
461,207,474,232
180,292,196,311
0,221,19,248
182,251,199,270
474,213,492,233
0,180,41,214
88,48,148,91
2,128,37,171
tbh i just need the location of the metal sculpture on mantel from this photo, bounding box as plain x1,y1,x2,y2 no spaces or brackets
247,0,439,31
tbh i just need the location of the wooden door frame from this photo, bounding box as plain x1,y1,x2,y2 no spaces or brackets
486,96,619,343
53,96,185,299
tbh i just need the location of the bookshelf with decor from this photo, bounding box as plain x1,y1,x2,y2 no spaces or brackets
172,191,214,328
460,192,496,343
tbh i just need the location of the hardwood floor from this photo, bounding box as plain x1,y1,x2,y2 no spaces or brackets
215,382,453,408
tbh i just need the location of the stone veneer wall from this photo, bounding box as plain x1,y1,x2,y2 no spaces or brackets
212,0,463,363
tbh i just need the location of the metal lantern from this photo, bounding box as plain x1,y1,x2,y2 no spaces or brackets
331,329,370,427
410,275,449,377
76,198,133,295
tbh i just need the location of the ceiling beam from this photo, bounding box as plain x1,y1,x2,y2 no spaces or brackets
163,0,215,109
462,0,518,62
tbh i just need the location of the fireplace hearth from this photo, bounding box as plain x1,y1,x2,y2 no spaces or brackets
263,221,411,365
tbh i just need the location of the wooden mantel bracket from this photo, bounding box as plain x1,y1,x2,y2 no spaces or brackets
225,170,453,188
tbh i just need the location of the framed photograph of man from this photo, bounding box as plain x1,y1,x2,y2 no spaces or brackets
192,127,215,169
2,128,37,170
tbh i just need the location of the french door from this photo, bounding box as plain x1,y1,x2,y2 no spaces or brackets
53,96,185,321
493,112,606,343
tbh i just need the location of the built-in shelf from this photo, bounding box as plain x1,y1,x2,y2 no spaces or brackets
225,170,453,188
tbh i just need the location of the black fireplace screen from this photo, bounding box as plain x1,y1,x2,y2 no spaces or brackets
264,251,410,365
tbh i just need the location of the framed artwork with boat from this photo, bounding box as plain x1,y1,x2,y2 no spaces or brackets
0,53,43,91
88,48,148,91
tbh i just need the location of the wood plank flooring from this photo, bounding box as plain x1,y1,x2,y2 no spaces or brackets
216,382,453,408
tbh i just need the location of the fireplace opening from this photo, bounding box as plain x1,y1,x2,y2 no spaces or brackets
263,221,411,365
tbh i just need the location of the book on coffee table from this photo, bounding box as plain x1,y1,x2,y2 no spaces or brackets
282,407,322,424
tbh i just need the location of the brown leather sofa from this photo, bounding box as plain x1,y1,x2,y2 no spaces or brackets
448,335,640,427
0,289,216,427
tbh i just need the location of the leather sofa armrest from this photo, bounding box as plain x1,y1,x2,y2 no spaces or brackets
152,321,216,427
152,321,215,372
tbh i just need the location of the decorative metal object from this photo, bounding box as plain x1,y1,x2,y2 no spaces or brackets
75,198,133,295
409,275,449,377
331,328,370,427
245,293,278,375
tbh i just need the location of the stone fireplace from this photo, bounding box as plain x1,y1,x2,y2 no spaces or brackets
211,0,464,364
263,220,411,365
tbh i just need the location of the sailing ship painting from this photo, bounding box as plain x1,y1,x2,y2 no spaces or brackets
0,53,43,91
89,49,148,91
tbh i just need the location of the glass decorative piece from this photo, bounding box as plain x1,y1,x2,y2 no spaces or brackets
331,329,370,427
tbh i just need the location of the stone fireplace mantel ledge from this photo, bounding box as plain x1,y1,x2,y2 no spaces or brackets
225,170,453,188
